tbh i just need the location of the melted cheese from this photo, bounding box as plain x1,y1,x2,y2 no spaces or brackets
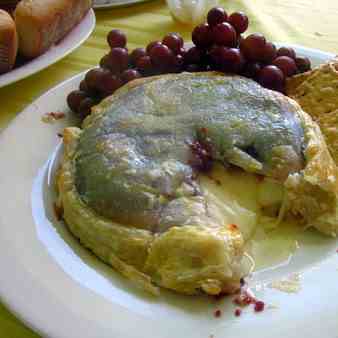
199,163,300,271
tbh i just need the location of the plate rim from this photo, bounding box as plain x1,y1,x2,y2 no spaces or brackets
0,44,337,338
0,9,96,89
93,0,154,9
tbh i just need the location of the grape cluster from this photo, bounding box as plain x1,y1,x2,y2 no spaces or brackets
189,8,311,92
67,29,187,118
67,8,312,119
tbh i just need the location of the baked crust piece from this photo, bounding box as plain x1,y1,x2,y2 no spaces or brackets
14,0,92,58
285,103,338,236
0,9,18,74
286,58,338,163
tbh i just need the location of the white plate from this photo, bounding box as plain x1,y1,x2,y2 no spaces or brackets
0,9,95,89
93,0,151,8
0,45,337,338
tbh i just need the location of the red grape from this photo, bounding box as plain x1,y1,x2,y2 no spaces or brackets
106,48,129,74
237,34,243,47
295,56,311,73
272,56,297,77
172,54,184,72
162,33,184,54
185,64,202,72
276,47,296,59
209,45,225,70
80,78,99,96
121,69,142,83
100,54,110,69
207,7,227,27
130,48,147,66
136,55,153,74
178,47,187,56
79,80,89,92
184,46,203,65
192,23,212,49
240,33,266,62
149,43,175,69
258,65,285,91
212,22,237,47
242,62,262,79
107,29,127,49
209,45,231,70
209,45,223,68
85,68,104,91
78,97,96,118
146,41,161,54
228,12,249,34
97,71,123,97
216,47,244,73
67,90,87,113
262,42,277,63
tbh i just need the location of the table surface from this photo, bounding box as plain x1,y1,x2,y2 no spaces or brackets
0,0,337,336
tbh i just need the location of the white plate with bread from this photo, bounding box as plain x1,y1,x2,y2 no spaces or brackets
0,0,95,88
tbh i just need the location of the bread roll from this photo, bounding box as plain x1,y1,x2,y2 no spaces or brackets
0,9,18,74
14,0,92,59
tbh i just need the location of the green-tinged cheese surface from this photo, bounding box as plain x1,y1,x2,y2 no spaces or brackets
75,73,304,231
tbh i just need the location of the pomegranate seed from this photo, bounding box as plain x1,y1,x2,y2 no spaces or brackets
229,223,238,231
234,308,242,317
254,301,265,312
214,309,222,318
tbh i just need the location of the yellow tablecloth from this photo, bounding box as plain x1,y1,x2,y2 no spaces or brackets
0,0,337,336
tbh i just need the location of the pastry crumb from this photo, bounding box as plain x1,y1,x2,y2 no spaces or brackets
42,111,66,123
268,273,302,293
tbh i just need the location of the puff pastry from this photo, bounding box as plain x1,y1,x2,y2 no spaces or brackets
286,58,338,164
57,73,338,295
14,0,92,58
0,9,17,74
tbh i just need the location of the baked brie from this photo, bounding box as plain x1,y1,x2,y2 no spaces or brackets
57,73,338,295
